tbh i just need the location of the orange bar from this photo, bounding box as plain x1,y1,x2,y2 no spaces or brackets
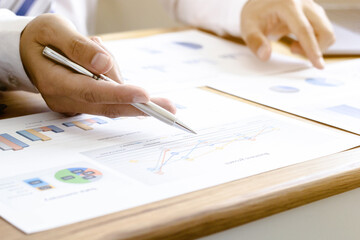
85,119,97,123
40,126,52,132
26,129,51,141
73,121,93,130
0,136,23,151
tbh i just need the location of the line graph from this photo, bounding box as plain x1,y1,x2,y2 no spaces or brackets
148,124,276,175
82,118,280,185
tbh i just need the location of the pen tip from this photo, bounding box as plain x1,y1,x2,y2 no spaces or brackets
174,121,197,134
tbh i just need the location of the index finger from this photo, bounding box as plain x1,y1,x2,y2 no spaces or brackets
280,5,325,69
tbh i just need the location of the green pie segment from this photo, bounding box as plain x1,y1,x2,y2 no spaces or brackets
55,168,102,184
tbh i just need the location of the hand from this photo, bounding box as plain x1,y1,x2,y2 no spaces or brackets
241,0,335,69
20,14,176,117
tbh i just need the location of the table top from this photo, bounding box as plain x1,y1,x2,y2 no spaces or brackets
1,28,360,240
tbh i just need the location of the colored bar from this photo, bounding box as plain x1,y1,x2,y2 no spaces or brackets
0,133,29,148
92,117,107,124
24,178,46,188
47,125,64,133
80,120,92,126
73,121,93,130
63,122,75,127
328,104,360,119
17,130,41,141
40,126,52,132
0,136,23,151
0,141,12,151
85,119,97,124
24,178,54,191
26,129,51,141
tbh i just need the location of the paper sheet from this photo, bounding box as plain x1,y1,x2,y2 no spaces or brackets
325,9,360,55
326,23,360,55
104,30,310,93
209,59,360,134
0,88,359,233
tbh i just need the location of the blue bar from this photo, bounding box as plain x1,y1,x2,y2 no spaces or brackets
92,118,107,124
327,104,360,119
63,122,75,127
16,130,41,141
0,133,29,147
47,125,64,133
173,41,203,49
24,178,53,191
24,178,46,188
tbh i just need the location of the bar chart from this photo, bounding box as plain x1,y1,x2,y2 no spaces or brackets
17,125,64,141
62,118,107,130
0,133,29,151
24,178,54,191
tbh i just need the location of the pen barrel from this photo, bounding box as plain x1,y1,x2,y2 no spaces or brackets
132,102,176,126
43,47,94,78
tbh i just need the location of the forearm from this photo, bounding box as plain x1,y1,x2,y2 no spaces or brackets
161,0,247,37
0,9,37,92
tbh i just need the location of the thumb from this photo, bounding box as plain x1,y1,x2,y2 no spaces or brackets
60,34,114,75
33,14,113,75
244,31,272,61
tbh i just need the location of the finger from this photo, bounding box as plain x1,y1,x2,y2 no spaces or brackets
42,64,150,104
242,25,272,61
280,5,325,69
241,4,273,61
33,14,114,75
90,36,124,84
290,41,306,56
303,3,335,52
45,97,146,117
76,103,147,117
151,97,177,114
65,98,177,118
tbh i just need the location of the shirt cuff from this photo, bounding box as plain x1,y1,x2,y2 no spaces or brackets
0,9,38,92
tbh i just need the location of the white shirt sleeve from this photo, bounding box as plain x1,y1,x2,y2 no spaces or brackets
0,9,38,92
161,0,248,37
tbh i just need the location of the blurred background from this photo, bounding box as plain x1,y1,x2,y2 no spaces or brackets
95,0,180,34
95,0,360,35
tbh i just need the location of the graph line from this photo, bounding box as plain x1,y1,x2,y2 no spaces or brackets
149,125,277,175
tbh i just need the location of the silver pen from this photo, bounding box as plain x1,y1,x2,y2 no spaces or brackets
42,46,196,134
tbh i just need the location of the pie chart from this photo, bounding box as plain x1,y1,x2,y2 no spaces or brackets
55,167,102,184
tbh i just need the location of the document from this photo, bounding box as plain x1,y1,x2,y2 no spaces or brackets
324,8,360,55
209,59,360,134
0,88,359,233
104,30,310,93
326,22,360,55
